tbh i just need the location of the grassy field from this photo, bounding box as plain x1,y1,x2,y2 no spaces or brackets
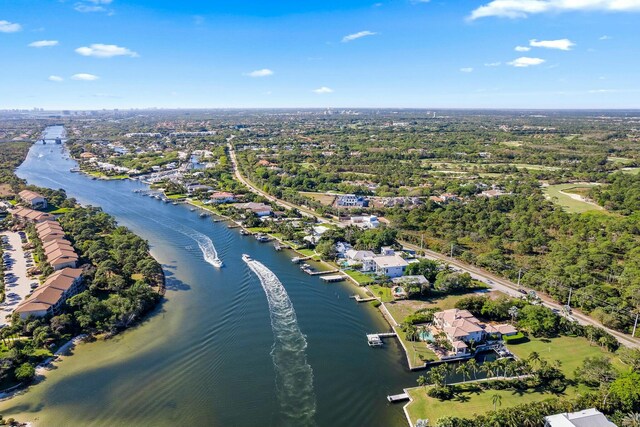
406,384,577,424
423,161,560,172
621,167,640,175
299,191,336,206
368,285,393,302
507,335,625,378
344,270,375,285
543,183,606,214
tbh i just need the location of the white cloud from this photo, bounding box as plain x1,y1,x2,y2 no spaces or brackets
508,57,546,67
0,20,22,33
74,0,113,13
484,62,502,67
71,73,99,81
29,40,59,48
515,45,531,52
313,87,334,94
75,44,138,58
48,75,64,82
529,38,575,50
469,0,640,20
599,35,612,40
460,67,474,73
244,68,274,78
342,30,377,42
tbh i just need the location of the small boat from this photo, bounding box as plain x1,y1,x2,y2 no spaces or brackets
172,202,178,205
255,234,271,243
190,208,196,212
240,229,251,236
242,254,252,262
291,257,302,264
199,212,209,218
211,258,224,268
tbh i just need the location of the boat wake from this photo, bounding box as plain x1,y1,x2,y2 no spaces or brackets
243,257,316,426
183,229,223,268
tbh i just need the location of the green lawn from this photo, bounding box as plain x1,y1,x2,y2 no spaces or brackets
166,193,187,199
345,270,375,285
621,167,640,175
297,248,316,257
406,384,577,425
247,227,272,233
507,335,626,378
543,183,606,214
368,285,393,302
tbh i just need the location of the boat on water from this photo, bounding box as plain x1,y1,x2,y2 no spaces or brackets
242,254,252,262
291,257,302,263
211,258,224,268
172,202,178,205
190,208,196,212
240,229,251,236
199,212,209,218
255,234,271,243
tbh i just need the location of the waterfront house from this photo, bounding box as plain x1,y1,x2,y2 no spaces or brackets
344,249,377,272
19,190,48,209
9,207,55,223
237,202,272,217
15,268,83,319
207,192,236,204
373,255,408,278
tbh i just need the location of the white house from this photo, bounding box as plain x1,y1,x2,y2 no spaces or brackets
336,194,368,208
345,249,377,272
373,255,408,278
544,408,616,427
349,215,379,228
19,190,48,209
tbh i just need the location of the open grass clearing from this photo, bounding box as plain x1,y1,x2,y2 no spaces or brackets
406,384,578,425
542,183,606,214
368,284,393,302
344,270,375,285
299,191,336,206
621,167,640,175
507,335,626,378
385,291,489,325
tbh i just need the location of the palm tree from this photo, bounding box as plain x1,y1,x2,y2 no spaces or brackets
417,375,428,388
467,358,479,380
508,306,519,324
622,413,640,427
483,361,497,379
456,362,470,383
491,393,502,412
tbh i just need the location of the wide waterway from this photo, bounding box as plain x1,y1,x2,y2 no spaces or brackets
0,126,416,426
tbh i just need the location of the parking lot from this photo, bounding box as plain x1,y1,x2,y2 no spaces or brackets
1,231,39,327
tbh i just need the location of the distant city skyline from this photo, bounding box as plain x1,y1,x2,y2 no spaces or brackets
1,0,639,109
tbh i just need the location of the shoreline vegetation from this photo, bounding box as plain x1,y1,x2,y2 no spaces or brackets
0,138,165,400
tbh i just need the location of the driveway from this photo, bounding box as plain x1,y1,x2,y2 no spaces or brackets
1,231,38,327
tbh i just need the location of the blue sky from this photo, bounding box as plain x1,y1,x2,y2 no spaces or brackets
1,0,639,109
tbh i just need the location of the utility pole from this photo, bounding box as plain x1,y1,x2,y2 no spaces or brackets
567,287,572,308
633,313,639,338
450,243,454,258
517,269,522,287
420,234,424,250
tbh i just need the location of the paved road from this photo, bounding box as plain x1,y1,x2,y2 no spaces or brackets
1,231,37,327
399,240,640,349
227,140,640,349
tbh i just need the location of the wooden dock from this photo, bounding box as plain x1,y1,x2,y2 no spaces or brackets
387,393,409,403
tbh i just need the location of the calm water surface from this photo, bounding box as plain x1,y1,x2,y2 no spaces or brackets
0,126,417,427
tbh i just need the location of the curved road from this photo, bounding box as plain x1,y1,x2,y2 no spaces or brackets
227,141,640,349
